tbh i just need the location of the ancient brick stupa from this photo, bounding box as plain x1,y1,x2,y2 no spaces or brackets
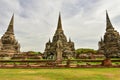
98,11,120,58
44,14,75,60
98,11,120,66
0,15,20,55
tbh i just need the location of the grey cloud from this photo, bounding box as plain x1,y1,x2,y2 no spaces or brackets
0,0,120,52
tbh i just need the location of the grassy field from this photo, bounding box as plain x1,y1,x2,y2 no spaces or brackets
0,68,120,80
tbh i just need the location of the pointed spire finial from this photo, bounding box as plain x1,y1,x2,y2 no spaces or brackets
106,10,114,31
69,37,71,42
101,37,103,42
6,14,14,34
49,38,51,43
57,12,62,30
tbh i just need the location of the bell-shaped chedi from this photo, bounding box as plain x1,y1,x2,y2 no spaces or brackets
0,15,20,54
44,13,75,60
98,11,120,58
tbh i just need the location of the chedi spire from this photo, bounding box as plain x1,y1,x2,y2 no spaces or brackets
6,14,14,34
57,13,62,30
106,11,114,31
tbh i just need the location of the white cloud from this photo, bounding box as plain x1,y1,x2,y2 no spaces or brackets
0,0,120,52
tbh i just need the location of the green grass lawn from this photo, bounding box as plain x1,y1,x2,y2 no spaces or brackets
0,68,120,80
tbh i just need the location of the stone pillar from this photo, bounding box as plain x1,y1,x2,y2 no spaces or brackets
56,48,62,63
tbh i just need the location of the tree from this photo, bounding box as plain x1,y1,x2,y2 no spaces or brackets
75,48,97,54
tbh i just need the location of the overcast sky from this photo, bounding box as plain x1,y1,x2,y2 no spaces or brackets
0,0,120,52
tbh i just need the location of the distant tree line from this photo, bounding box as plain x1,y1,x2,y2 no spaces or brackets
75,48,97,54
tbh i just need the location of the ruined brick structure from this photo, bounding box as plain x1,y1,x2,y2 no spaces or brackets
44,14,75,60
98,11,120,58
0,15,20,55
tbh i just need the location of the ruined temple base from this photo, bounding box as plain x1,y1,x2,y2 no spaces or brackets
55,59,62,64
101,58,112,66
0,50,19,57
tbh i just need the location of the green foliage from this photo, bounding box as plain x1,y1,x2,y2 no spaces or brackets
75,48,97,54
27,51,42,54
